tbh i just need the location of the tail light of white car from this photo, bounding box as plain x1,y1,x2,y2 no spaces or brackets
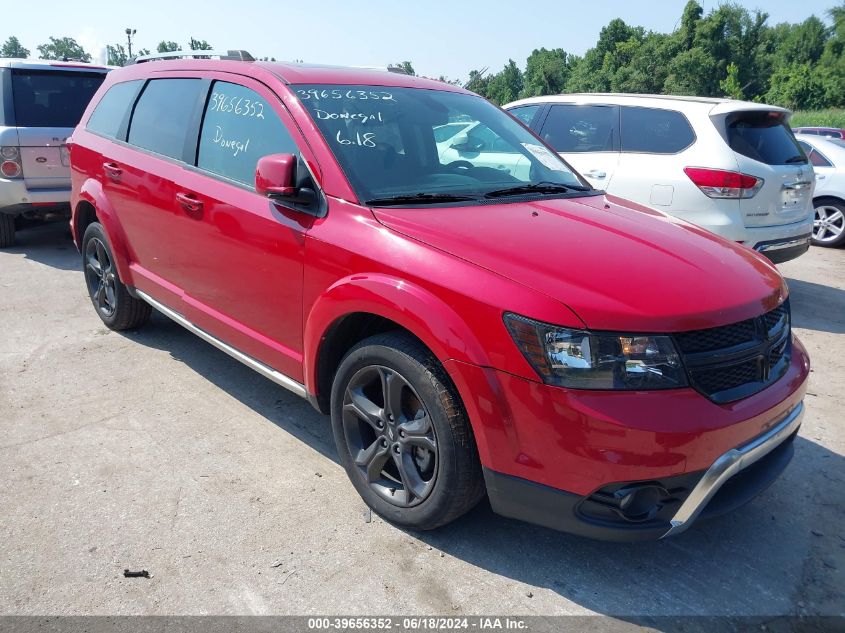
684,167,763,199
1,146,23,179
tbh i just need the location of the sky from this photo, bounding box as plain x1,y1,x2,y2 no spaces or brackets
5,0,840,80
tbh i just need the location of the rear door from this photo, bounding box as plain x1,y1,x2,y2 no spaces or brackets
11,66,105,190
118,77,207,288
535,103,620,189
610,105,697,208
716,109,814,228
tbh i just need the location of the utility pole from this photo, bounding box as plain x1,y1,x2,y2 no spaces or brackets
125,28,136,59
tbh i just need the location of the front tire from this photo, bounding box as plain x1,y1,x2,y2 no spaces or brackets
812,199,845,247
330,331,484,530
0,214,15,248
82,222,151,330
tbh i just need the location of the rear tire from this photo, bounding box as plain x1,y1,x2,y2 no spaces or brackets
812,198,845,247
0,214,15,248
330,331,485,530
82,222,151,330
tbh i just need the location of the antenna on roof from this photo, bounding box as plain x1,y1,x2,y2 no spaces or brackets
133,49,255,64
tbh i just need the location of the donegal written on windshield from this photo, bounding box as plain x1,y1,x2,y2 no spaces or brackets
294,85,591,204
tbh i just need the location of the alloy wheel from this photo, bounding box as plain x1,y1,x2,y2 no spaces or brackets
84,237,118,317
341,365,438,507
814,205,844,243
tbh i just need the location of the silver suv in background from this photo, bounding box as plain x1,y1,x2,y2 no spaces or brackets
504,94,815,264
0,59,109,247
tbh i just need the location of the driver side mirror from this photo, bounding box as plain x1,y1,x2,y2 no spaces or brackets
255,153,316,207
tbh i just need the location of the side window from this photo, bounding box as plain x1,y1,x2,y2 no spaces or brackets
86,80,143,139
540,105,617,153
509,105,541,127
620,106,695,154
619,107,695,154
198,81,298,186
128,79,203,160
798,141,832,167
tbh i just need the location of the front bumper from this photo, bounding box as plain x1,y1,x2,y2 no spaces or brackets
483,402,802,541
445,335,809,540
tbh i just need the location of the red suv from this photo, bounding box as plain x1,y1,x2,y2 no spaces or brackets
69,53,809,540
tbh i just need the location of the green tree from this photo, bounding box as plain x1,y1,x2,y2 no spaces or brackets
766,63,827,109
0,36,29,58
391,61,415,75
157,40,180,53
521,48,572,97
36,36,91,62
106,44,128,67
464,68,490,97
485,59,523,105
188,38,213,51
720,62,744,99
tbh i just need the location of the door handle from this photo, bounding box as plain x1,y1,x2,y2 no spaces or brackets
816,174,826,180
175,192,204,213
102,162,122,181
584,169,606,179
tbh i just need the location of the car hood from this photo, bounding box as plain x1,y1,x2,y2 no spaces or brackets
372,194,786,332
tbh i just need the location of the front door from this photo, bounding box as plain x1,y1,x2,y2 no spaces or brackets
536,104,621,190
167,77,315,381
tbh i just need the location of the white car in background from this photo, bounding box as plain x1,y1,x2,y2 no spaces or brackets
795,133,845,247
435,120,532,180
503,94,815,263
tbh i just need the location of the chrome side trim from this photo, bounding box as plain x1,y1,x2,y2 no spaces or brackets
662,401,804,538
135,289,307,399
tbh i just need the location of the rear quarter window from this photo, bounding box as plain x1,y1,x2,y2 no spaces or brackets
86,80,143,140
620,106,695,153
11,69,105,128
128,79,203,160
726,112,806,165
540,104,617,153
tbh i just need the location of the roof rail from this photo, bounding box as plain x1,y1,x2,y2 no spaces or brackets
133,49,255,64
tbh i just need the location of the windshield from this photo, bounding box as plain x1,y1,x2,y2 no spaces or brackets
294,84,588,205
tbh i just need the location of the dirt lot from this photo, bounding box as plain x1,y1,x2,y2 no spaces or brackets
1,221,843,618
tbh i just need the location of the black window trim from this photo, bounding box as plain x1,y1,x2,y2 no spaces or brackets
619,104,697,156
798,140,833,168
539,103,621,154
85,79,145,142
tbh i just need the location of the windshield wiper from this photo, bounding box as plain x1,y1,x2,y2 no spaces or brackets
365,193,480,206
785,155,809,164
484,182,591,199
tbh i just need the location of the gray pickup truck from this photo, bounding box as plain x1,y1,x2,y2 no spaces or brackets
1,59,109,247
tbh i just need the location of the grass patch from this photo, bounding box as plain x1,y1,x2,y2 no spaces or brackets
790,109,845,128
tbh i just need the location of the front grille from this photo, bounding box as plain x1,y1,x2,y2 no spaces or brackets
674,301,791,403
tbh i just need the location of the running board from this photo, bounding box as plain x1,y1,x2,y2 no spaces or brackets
135,289,307,399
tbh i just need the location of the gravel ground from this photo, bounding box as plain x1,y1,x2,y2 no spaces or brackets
0,221,843,618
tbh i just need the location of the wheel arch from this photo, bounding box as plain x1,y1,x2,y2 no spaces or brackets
73,179,134,284
304,274,492,415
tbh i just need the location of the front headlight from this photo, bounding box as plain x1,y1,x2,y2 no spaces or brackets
504,313,688,390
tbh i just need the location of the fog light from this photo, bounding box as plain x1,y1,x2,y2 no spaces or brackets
612,484,671,522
